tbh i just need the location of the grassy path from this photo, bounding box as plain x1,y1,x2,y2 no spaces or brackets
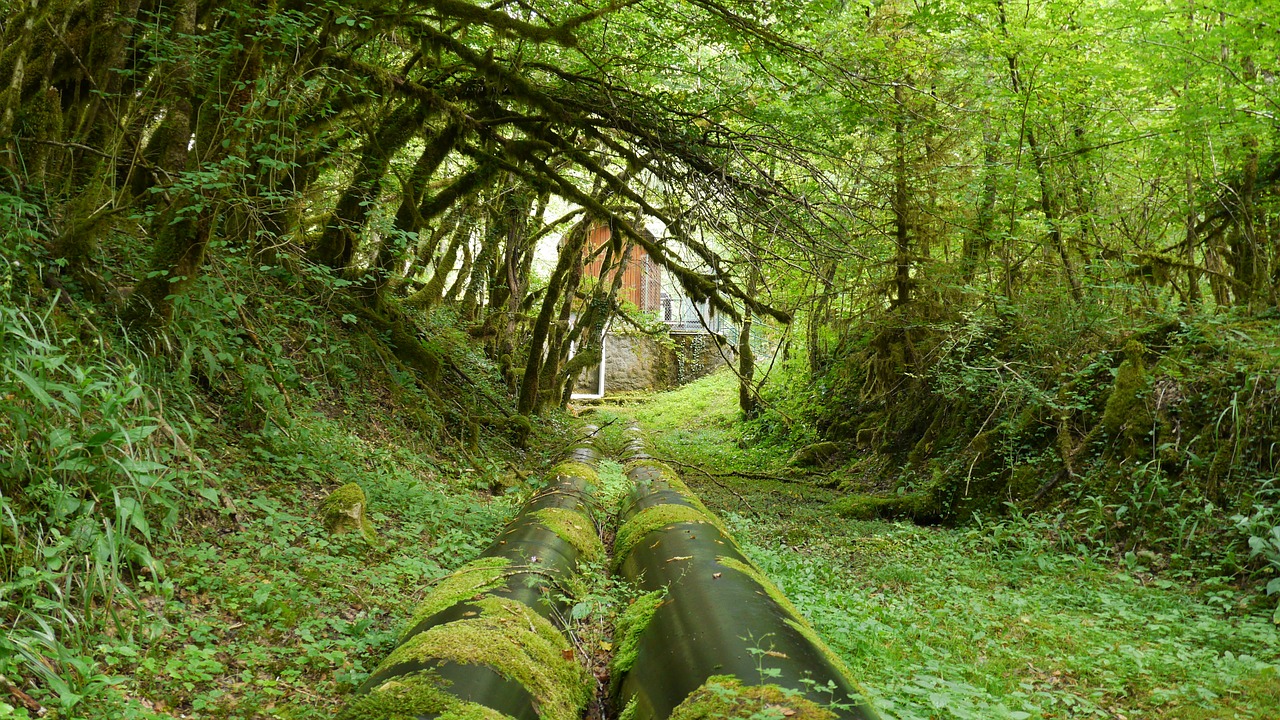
589,372,1280,720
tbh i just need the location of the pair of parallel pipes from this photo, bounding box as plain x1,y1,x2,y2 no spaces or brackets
340,428,879,720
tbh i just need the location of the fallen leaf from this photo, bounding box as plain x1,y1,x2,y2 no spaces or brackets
712,572,722,579
666,555,693,562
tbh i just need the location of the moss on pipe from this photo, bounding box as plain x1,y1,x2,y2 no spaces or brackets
402,557,512,640
613,503,722,563
669,676,836,720
619,696,640,720
714,556,870,695
611,434,881,720
380,596,591,720
715,556,806,623
548,460,599,484
610,590,667,684
533,507,605,562
344,437,603,720
623,459,696,496
341,670,516,720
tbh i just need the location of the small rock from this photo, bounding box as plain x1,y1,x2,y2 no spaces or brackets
788,441,842,468
320,483,378,544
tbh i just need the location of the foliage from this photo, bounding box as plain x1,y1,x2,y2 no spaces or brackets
610,375,1280,719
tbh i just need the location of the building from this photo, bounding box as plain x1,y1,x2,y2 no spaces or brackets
571,222,733,399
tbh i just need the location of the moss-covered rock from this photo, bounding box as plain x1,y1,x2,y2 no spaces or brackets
532,507,605,563
668,675,837,720
321,483,378,544
789,441,842,468
380,596,591,720
1101,340,1151,439
832,493,929,520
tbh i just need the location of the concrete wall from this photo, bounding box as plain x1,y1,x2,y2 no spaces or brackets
573,332,734,395
600,334,672,392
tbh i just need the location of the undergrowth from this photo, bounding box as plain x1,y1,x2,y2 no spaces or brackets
747,296,1280,608
0,202,574,716
605,371,1280,719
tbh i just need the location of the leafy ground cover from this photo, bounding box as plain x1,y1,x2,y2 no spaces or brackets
588,371,1280,720
0,283,579,718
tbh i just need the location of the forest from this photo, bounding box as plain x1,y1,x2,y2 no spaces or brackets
0,0,1277,717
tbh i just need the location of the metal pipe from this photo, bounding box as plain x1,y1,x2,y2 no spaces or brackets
339,429,604,720
610,431,879,720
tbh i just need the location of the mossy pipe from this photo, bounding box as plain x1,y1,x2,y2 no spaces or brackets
340,432,602,720
611,454,880,720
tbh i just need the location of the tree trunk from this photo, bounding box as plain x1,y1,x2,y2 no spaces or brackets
738,253,760,419
997,0,1082,304
368,121,465,301
963,123,999,284
892,83,911,308
311,100,428,270
518,219,590,415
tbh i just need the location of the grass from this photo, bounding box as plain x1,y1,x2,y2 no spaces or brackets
592,369,1280,720
58,404,533,719
0,281,575,718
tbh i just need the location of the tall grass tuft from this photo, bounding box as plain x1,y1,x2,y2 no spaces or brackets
0,297,211,710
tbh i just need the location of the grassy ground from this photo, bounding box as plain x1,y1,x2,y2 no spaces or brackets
46,403,552,719
587,371,1280,720
0,292,580,718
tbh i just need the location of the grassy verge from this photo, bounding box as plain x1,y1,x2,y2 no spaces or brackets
0,275,573,718
591,370,1280,720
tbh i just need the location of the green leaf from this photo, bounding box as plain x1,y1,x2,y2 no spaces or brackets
86,429,120,447
6,364,63,409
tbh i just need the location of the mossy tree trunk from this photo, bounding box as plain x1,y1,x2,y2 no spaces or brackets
518,217,590,415
120,3,262,339
311,100,430,271
739,249,760,419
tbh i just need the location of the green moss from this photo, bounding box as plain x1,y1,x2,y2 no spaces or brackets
338,670,515,720
380,596,590,720
667,675,836,720
623,459,695,495
1101,340,1150,437
703,562,877,700
533,507,605,562
618,696,640,720
788,441,841,468
715,556,805,622
402,557,512,640
831,488,942,522
549,460,599,486
610,590,667,685
321,482,378,544
614,503,719,562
